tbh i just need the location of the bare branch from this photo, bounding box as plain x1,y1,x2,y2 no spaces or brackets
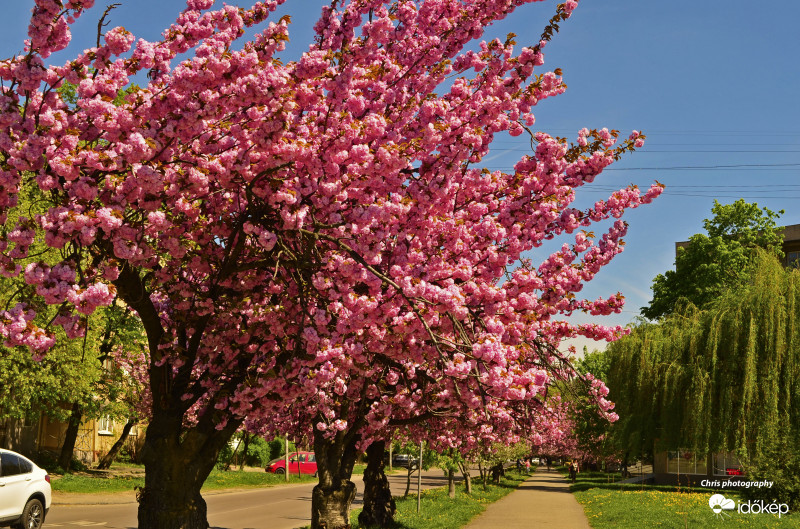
96,4,121,48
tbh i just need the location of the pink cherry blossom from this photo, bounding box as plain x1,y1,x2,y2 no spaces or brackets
0,1,661,527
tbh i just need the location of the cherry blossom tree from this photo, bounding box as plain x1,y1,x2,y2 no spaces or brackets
1,0,661,527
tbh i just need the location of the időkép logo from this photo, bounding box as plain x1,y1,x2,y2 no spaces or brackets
708,494,789,519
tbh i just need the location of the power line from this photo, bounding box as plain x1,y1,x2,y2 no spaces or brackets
586,184,800,190
484,162,800,172
487,148,800,153
605,163,800,171
520,129,800,135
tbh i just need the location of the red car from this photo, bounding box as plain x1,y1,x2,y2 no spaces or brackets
265,452,318,476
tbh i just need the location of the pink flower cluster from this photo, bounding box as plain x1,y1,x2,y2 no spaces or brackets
0,304,55,353
0,0,660,459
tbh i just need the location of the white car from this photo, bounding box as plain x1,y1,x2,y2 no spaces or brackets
0,449,51,529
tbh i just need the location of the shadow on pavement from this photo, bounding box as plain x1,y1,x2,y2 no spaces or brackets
512,472,575,494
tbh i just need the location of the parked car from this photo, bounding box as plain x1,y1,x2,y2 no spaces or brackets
265,451,318,477
391,454,418,468
0,449,51,529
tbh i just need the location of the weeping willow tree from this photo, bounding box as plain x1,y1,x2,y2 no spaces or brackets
607,250,800,488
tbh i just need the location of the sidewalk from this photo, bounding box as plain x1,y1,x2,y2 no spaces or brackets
463,470,592,529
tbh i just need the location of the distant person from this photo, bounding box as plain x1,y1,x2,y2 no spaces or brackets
546,457,551,472
569,460,579,483
525,459,531,474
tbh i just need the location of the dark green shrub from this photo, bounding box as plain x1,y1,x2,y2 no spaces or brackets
742,443,800,511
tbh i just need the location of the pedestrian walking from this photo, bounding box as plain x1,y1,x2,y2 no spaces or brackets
569,460,579,483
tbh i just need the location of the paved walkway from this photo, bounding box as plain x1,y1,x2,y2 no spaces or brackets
464,470,591,529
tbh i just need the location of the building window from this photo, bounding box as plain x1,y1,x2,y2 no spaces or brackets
713,452,742,476
97,416,113,436
788,251,800,268
666,450,706,474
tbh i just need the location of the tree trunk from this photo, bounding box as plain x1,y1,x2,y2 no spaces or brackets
478,460,489,489
404,465,414,497
239,431,251,471
458,461,472,494
222,434,242,472
0,417,9,449
58,403,83,471
311,427,359,529
491,462,503,483
358,440,396,528
137,412,238,529
448,468,455,499
96,419,136,470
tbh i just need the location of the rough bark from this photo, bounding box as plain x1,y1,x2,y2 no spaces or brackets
58,403,83,470
311,427,360,529
111,261,245,528
448,468,455,499
358,441,396,528
478,460,487,489
404,465,414,497
458,461,472,494
136,411,239,529
96,419,136,470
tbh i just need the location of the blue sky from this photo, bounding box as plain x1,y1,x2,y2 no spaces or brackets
3,0,799,353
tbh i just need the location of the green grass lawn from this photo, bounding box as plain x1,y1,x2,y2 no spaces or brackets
52,469,316,494
349,473,527,529
567,471,798,528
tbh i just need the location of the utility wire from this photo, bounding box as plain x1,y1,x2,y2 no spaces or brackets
484,163,800,171
606,163,800,171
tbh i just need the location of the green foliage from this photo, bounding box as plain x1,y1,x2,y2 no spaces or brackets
57,80,140,108
0,175,147,428
31,451,88,475
741,425,800,511
216,442,234,470
217,435,295,470
432,449,462,473
575,349,610,380
608,251,800,471
483,442,530,466
641,199,784,320
56,81,78,107
244,435,271,467
395,442,437,471
268,437,296,460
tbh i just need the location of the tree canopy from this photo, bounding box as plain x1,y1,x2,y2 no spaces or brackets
641,199,784,320
609,251,800,466
1,1,661,527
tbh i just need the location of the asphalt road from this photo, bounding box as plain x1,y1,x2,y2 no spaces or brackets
46,469,456,529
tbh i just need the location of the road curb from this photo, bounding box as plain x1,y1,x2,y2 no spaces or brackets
51,481,317,506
